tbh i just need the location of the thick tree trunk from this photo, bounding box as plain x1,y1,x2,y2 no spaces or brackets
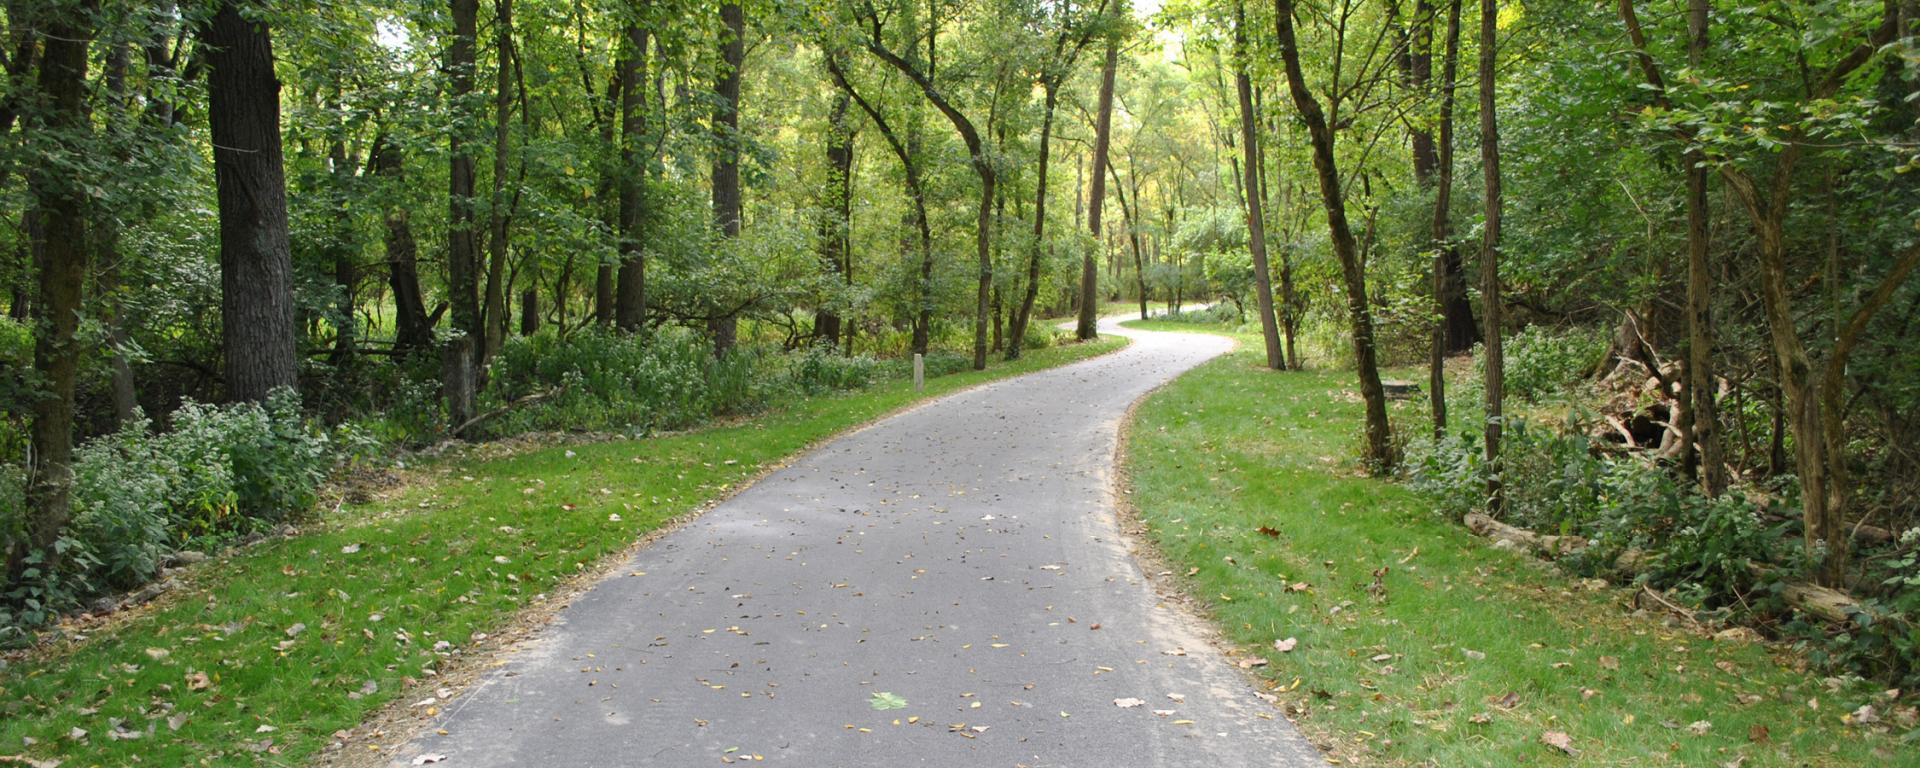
520,286,539,336
373,134,435,354
1272,0,1394,468
616,25,650,332
206,0,299,402
709,2,746,356
1682,0,1727,496
8,3,92,585
1077,41,1118,341
448,0,483,347
1429,0,1463,437
1478,0,1507,508
816,93,854,346
327,139,358,367
1235,0,1285,370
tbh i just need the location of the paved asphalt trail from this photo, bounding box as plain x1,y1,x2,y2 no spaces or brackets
393,314,1325,767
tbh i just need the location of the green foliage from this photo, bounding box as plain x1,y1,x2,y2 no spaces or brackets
1467,325,1608,404
787,345,883,395
1,391,331,641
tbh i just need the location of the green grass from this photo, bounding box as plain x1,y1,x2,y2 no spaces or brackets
1120,323,1911,766
0,335,1125,766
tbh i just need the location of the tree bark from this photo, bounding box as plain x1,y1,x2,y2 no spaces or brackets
205,0,299,402
8,1,92,585
1478,0,1507,509
1429,0,1463,437
1235,0,1285,370
1077,40,1118,341
816,93,854,346
709,1,745,355
481,0,515,363
1005,81,1059,360
1272,0,1395,468
448,0,484,346
616,24,650,332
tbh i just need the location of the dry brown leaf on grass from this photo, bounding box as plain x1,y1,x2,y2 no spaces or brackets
1541,730,1578,756
1274,637,1298,653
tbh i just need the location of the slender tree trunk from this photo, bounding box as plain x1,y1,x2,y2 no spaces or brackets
1006,82,1060,359
327,138,359,366
708,2,746,355
1079,43,1116,341
1682,0,1727,496
206,0,298,402
1429,0,1463,437
616,25,650,332
1235,0,1285,370
1272,0,1394,468
8,2,92,585
481,0,515,363
1478,0,1506,508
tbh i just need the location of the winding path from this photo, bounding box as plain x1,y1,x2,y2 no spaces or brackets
391,314,1324,766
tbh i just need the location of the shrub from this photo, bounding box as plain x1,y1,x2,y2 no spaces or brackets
1020,323,1059,351
2,390,331,641
788,345,882,395
485,327,791,436
1474,325,1609,403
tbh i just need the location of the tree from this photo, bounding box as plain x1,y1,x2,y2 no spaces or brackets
616,20,650,332
1270,0,1395,469
857,2,997,370
1006,0,1111,360
815,93,855,346
371,132,436,354
204,0,299,402
710,1,746,355
1426,0,1464,438
447,0,484,347
6,0,93,585
1477,0,1505,511
1234,0,1284,370
1077,36,1119,341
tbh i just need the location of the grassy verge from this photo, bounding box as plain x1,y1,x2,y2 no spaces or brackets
0,336,1125,767
1120,322,1905,766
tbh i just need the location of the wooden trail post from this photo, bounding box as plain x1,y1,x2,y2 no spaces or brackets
914,353,924,392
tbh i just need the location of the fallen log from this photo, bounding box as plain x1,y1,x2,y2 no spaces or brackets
1463,513,1588,556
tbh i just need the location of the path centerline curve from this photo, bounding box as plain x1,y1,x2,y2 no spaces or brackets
389,314,1325,767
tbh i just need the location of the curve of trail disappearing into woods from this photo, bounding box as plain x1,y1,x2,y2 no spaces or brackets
389,314,1325,767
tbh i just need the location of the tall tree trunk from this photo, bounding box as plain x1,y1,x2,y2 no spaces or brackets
1681,0,1726,496
616,24,650,332
327,138,359,367
1272,0,1395,469
709,1,746,355
816,93,854,346
206,0,298,402
99,41,138,427
481,0,515,363
1006,81,1059,360
1235,0,1285,370
8,2,92,585
1478,0,1506,508
372,134,435,354
1078,43,1116,341
448,0,483,346
1429,0,1464,437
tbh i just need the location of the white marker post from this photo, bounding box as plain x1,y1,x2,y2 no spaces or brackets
913,353,924,392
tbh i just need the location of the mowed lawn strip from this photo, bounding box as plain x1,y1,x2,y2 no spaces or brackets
1120,321,1905,766
0,335,1125,767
